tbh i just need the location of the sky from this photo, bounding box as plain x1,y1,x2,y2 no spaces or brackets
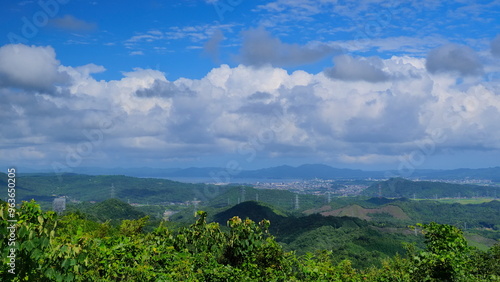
1,0,500,176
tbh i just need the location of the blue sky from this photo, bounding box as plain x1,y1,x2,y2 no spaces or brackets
1,0,500,175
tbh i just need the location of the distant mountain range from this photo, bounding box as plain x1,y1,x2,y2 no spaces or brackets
19,164,500,181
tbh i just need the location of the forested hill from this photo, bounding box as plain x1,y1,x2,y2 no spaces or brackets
0,172,228,204
362,178,498,198
65,198,147,223
209,201,417,268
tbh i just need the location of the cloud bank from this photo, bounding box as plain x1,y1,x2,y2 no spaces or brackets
1,44,500,169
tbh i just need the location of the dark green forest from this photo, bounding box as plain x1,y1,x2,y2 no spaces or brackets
362,178,499,199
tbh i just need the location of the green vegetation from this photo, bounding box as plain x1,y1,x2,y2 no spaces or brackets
2,173,500,280
2,200,500,281
303,196,500,251
66,198,147,223
431,198,497,204
306,197,500,231
363,177,498,199
395,200,500,231
211,201,420,268
0,172,229,205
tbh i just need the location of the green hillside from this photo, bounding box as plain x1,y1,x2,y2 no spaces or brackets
3,172,499,270
0,172,230,205
211,201,421,268
66,198,147,223
213,201,288,225
362,177,497,198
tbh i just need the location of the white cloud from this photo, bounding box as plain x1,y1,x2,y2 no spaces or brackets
2,44,500,168
0,44,69,92
339,153,398,164
125,24,236,46
126,32,163,44
254,0,338,26
129,51,144,56
336,35,448,55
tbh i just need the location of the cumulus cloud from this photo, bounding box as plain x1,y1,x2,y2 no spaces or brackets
73,63,106,76
324,55,389,82
248,91,273,101
237,101,283,116
491,35,500,57
0,44,69,92
237,28,342,67
135,79,195,98
425,44,483,76
342,94,425,143
3,44,500,169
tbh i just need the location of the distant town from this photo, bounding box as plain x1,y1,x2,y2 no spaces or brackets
250,178,496,197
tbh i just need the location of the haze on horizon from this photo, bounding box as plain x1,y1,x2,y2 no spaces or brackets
1,0,500,174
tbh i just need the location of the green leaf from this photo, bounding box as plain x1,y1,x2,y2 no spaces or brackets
38,215,44,225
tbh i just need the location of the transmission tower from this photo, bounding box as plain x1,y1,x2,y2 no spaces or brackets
110,183,116,199
53,197,66,214
193,197,198,216
240,186,245,203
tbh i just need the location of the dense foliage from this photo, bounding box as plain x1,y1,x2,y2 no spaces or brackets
395,200,500,231
363,178,498,199
211,201,422,268
1,200,500,281
65,198,147,223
